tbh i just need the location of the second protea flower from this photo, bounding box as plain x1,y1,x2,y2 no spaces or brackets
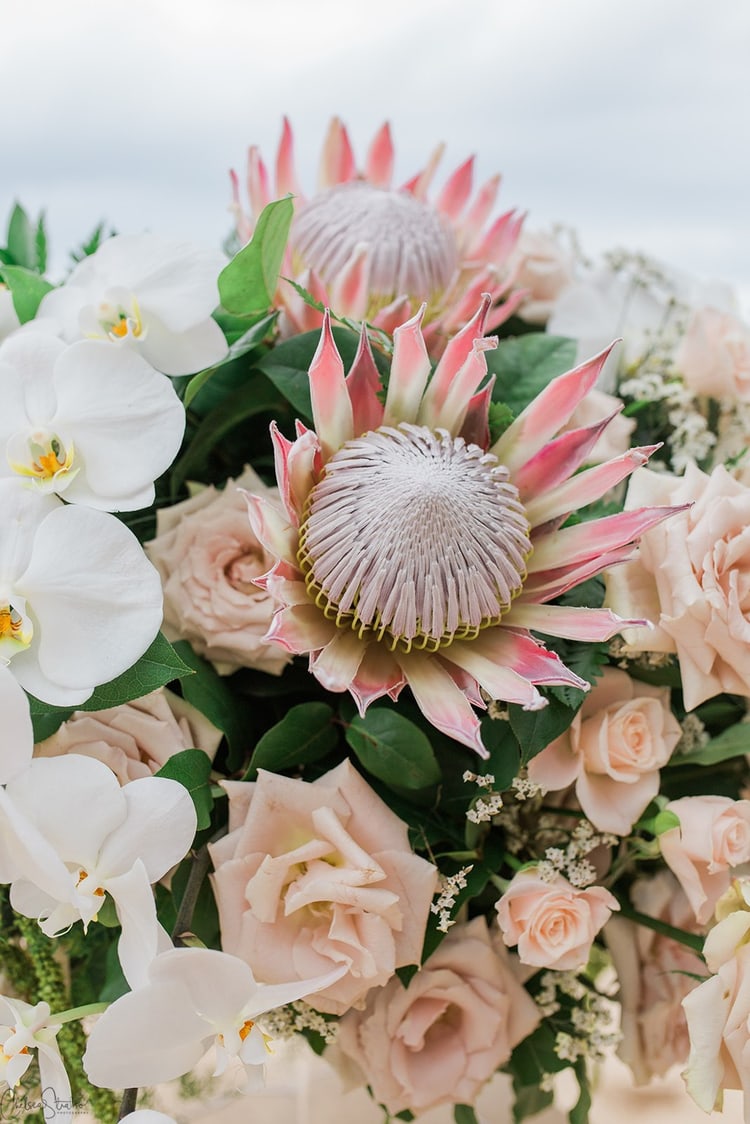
247,298,680,754
231,117,525,354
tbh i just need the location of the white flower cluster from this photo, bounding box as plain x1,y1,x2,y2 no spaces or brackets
259,1001,338,1045
511,774,546,801
535,970,620,1063
675,712,710,756
537,821,618,889
464,771,503,824
430,866,473,933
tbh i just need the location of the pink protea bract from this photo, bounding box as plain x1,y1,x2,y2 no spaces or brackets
246,298,682,755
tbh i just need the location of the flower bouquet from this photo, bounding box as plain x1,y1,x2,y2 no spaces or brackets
1,117,749,1124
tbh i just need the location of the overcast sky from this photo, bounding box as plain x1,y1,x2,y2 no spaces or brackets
3,0,749,312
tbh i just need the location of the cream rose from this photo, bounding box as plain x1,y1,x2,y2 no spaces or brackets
509,229,575,325
208,760,438,1015
528,668,681,835
605,462,750,710
495,868,618,970
676,307,750,402
659,796,750,925
33,688,222,785
146,467,291,676
331,916,540,1115
682,941,750,1115
605,871,704,1084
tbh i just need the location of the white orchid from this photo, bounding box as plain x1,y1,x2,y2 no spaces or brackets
0,481,162,705
0,665,33,784
0,754,197,987
0,284,19,342
83,948,345,1090
0,996,71,1119
0,332,185,510
37,233,228,376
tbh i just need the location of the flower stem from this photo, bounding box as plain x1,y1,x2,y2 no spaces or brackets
615,902,705,957
118,1088,138,1119
48,1001,109,1026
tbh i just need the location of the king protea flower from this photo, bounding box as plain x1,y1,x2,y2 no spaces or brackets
247,299,682,755
231,117,525,354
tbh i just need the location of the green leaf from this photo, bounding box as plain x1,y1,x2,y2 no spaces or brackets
218,196,294,315
454,1108,479,1124
509,693,577,765
487,334,577,416
170,381,281,495
512,1084,554,1124
345,708,442,790
183,311,277,408
670,722,750,767
28,633,194,740
258,325,378,420
653,809,681,834
172,641,248,767
246,702,338,778
35,213,48,274
480,716,521,791
0,264,54,323
155,748,213,830
6,203,36,269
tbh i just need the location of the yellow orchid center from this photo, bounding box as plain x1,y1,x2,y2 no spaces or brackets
10,433,75,483
0,603,33,656
97,296,144,341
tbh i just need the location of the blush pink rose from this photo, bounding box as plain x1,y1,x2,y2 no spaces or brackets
676,307,750,402
509,229,575,325
146,467,291,676
495,868,618,970
331,916,540,1115
659,795,750,925
33,688,222,784
605,463,750,710
605,871,704,1084
528,668,681,835
208,760,438,1015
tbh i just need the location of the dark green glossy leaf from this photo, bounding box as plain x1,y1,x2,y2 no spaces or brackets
258,325,378,420
171,641,249,767
155,748,213,830
509,693,577,765
487,334,577,416
454,1108,479,1124
183,311,277,407
246,702,338,779
218,196,294,315
669,722,750,768
345,708,441,790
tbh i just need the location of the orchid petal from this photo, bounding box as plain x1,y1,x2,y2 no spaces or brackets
107,859,165,989
136,313,228,377
15,504,162,699
97,777,197,882
83,979,207,1088
0,666,32,785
